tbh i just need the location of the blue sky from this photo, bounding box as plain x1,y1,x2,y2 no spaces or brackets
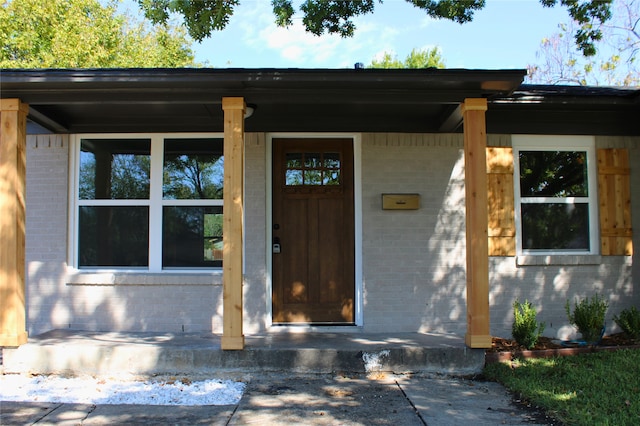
126,0,573,70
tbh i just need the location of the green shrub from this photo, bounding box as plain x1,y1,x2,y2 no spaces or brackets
512,299,545,349
613,306,640,340
565,294,608,343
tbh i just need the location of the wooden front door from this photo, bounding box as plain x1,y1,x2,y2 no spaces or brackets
272,138,355,324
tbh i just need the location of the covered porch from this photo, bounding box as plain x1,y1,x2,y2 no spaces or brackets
1,328,485,376
6,69,633,351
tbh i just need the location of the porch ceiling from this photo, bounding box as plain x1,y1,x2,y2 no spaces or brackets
1,68,639,135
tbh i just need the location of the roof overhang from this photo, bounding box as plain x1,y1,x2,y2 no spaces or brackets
1,68,638,136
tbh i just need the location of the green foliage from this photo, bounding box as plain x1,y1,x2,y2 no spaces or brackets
163,155,224,200
541,0,613,56
527,0,639,86
565,294,608,343
300,0,376,37
136,0,613,56
137,0,239,42
369,48,445,69
484,350,640,425
0,0,195,68
614,306,640,340
512,299,545,349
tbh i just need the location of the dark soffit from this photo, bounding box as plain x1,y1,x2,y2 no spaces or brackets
1,68,639,135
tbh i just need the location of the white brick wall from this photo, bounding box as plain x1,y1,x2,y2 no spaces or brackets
360,133,468,334
26,135,70,335
243,133,268,332
24,132,640,340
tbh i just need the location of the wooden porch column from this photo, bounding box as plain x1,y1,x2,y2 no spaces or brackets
0,99,29,347
462,98,491,349
221,97,245,350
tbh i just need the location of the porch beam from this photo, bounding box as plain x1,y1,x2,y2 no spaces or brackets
221,97,245,350
462,98,491,349
0,99,29,347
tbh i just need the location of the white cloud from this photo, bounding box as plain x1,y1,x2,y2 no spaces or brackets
259,19,345,66
193,0,443,68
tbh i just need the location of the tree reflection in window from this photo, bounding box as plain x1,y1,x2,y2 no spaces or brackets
285,151,341,186
79,139,150,200
519,150,591,251
77,137,225,269
519,151,588,197
163,138,223,200
163,206,222,267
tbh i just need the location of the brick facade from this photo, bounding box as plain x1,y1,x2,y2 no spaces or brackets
24,133,639,340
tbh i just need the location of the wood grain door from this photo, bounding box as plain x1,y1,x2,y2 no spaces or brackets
272,138,355,324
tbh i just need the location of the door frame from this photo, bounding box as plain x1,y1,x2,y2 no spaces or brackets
265,133,363,328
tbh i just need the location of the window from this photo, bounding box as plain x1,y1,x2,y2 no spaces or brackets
285,151,342,186
513,136,598,255
74,134,224,270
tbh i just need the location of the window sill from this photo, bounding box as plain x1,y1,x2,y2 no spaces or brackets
66,271,223,286
516,255,602,266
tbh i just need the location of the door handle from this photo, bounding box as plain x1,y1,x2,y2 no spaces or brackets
273,237,281,254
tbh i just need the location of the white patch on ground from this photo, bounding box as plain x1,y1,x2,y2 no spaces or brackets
0,374,245,406
362,350,390,372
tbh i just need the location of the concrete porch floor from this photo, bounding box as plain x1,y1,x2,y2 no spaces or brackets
2,330,485,377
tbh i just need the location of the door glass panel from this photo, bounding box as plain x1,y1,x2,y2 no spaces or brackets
304,169,322,185
304,153,322,168
284,151,342,186
286,153,303,168
286,169,303,185
324,152,341,184
324,153,341,169
324,170,341,185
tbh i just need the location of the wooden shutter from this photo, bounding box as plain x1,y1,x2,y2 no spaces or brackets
598,148,633,255
486,147,515,256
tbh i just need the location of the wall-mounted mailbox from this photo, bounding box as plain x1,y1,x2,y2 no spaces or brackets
382,193,420,210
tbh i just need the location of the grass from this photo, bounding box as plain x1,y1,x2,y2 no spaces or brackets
483,349,640,425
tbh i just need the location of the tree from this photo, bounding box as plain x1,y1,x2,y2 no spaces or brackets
368,47,445,69
527,0,639,85
138,0,614,56
0,0,195,68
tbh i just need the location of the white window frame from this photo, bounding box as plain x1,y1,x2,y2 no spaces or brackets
513,135,599,256
69,133,224,273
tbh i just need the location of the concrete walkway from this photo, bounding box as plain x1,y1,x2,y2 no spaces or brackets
1,373,552,425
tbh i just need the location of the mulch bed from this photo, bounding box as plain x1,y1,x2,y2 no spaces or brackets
485,332,640,363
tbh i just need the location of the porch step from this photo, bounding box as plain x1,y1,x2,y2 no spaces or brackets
2,330,485,377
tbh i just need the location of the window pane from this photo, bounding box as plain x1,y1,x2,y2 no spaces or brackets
163,206,223,267
304,153,322,168
79,206,149,267
304,169,322,185
323,170,341,185
80,139,150,200
285,151,342,186
286,169,303,185
324,152,341,169
163,138,224,200
521,203,590,250
286,153,303,168
519,151,588,197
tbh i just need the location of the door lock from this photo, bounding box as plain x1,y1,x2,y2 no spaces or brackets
273,237,281,254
